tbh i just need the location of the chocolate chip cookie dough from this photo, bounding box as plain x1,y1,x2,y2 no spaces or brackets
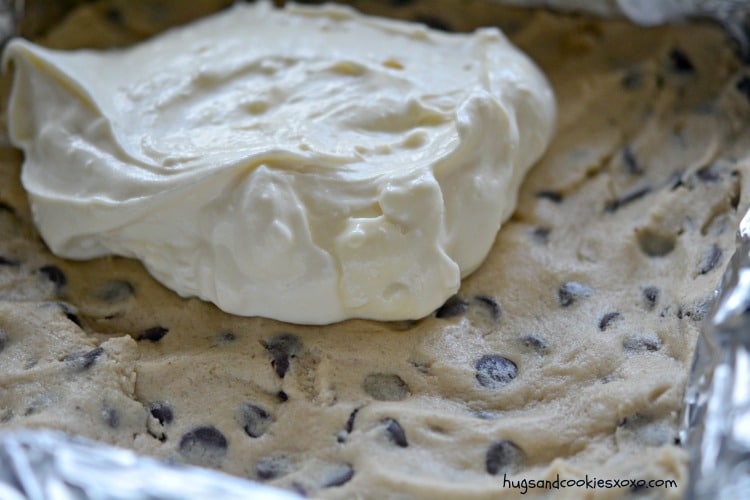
2,1,750,498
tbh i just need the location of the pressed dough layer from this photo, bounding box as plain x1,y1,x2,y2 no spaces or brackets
2,1,750,498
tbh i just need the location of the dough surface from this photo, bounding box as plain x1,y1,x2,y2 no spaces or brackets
2,1,750,498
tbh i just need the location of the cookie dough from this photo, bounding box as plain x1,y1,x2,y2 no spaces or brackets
2,1,750,498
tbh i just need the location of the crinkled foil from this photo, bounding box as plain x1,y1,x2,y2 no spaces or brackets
682,208,750,500
0,1,749,499
0,430,302,500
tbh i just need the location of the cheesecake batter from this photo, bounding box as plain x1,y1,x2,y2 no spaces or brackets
3,2,555,324
1,0,749,498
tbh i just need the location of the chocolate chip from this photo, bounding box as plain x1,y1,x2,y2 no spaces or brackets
669,48,695,73
262,333,302,378
256,456,290,481
0,256,19,266
0,201,15,214
558,282,593,307
622,146,643,175
475,355,517,388
667,169,685,190
277,391,288,402
291,483,307,496
345,407,359,433
696,165,721,183
321,464,354,488
435,295,468,318
485,440,524,475
637,229,676,257
94,280,134,302
0,328,7,352
731,176,741,209
520,334,548,354
39,265,66,291
383,418,408,448
737,76,750,105
59,303,82,327
699,245,722,275
65,312,82,327
102,405,119,428
179,426,228,465
149,401,174,425
362,373,410,401
605,186,651,212
623,334,661,352
599,312,621,331
217,331,236,343
531,227,550,244
105,6,124,25
684,298,712,322
474,295,501,320
412,15,452,32
65,346,104,372
621,69,643,90
536,190,563,203
238,402,272,438
472,411,497,420
642,286,660,309
139,326,168,342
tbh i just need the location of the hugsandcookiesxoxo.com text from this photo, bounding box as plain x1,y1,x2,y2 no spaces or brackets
502,474,678,495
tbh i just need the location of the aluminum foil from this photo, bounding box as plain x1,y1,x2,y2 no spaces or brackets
0,430,302,500
682,208,750,500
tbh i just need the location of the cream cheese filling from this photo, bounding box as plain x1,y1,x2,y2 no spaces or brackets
4,1,555,324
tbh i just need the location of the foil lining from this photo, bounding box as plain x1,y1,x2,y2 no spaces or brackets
0,430,302,500
682,208,750,499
